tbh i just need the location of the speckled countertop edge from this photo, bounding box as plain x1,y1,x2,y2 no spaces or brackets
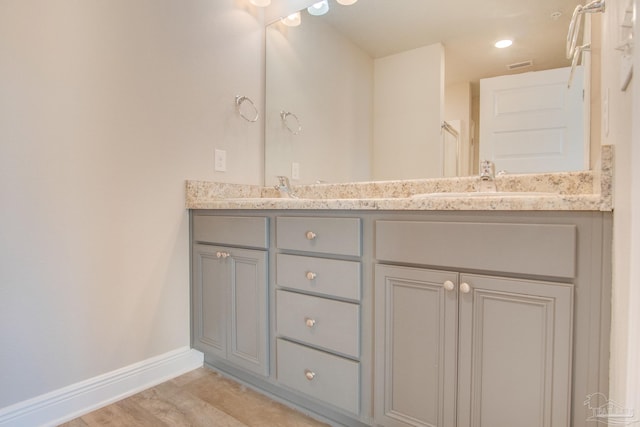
186,146,613,212
185,194,605,211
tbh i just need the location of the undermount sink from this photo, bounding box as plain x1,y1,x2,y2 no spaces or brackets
411,191,559,199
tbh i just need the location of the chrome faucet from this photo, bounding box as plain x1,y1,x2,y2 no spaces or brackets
478,160,497,192
274,176,299,198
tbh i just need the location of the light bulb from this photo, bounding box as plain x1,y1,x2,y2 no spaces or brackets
249,0,271,6
281,12,301,27
308,0,329,16
336,0,358,5
495,39,513,49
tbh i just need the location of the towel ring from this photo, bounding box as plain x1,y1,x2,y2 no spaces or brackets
281,110,302,135
235,95,259,123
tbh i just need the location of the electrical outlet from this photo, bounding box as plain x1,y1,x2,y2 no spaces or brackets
214,149,227,172
291,162,300,180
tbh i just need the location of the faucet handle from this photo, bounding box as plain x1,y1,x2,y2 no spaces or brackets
480,160,495,179
276,175,290,186
274,175,299,199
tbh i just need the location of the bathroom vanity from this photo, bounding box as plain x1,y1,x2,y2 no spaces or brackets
187,171,612,427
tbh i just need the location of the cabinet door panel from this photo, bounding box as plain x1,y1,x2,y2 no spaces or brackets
228,249,269,377
457,274,573,427
193,244,227,359
375,265,458,427
192,244,268,377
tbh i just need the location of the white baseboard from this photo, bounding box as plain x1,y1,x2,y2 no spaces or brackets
0,347,204,427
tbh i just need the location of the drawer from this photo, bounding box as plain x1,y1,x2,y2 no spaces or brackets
193,215,268,248
375,220,577,279
276,216,361,256
277,254,361,301
277,339,360,415
276,290,360,358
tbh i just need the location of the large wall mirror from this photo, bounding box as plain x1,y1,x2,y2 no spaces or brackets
264,0,594,185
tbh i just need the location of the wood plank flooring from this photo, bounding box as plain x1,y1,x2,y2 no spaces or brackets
59,367,330,427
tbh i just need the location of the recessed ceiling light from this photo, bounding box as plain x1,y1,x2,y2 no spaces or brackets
336,0,358,5
495,39,513,49
281,12,301,27
308,0,329,16
249,0,271,6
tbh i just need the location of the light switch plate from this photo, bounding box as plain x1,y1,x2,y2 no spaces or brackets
215,149,227,172
291,162,300,180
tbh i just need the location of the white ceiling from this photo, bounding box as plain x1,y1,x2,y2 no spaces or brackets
309,0,584,89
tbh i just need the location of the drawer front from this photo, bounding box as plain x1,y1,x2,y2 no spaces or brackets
277,339,360,415
193,215,268,248
277,254,361,301
276,290,360,358
376,220,577,279
276,216,361,256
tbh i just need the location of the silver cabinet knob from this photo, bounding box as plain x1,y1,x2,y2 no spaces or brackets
305,317,316,328
216,251,230,259
443,280,455,291
304,369,316,381
305,231,317,240
306,271,317,280
460,282,472,294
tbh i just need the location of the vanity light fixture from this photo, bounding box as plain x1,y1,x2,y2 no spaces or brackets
308,0,330,16
336,0,358,5
249,0,271,6
494,39,513,49
281,11,301,27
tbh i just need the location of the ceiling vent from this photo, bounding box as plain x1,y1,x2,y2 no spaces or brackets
507,60,534,70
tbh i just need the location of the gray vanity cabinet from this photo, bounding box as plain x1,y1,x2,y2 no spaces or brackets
192,216,269,377
189,210,610,427
374,219,577,427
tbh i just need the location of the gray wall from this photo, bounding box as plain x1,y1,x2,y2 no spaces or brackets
0,0,264,408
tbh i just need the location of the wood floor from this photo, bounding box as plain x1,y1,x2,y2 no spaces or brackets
59,367,330,427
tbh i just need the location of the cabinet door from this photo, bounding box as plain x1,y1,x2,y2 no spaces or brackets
227,247,269,376
457,274,573,427
193,244,228,359
375,265,458,427
192,244,268,377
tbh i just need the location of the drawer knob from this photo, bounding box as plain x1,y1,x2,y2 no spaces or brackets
460,282,472,294
443,280,455,291
305,231,317,240
306,271,317,280
305,317,316,328
216,251,230,259
304,369,316,381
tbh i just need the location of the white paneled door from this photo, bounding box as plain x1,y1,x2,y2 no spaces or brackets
479,66,587,173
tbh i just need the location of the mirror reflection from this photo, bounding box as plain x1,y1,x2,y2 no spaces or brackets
265,0,590,185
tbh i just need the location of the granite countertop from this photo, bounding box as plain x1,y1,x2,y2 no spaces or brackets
186,147,613,212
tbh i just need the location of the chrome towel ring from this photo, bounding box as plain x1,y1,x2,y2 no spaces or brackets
235,95,259,123
281,110,302,135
